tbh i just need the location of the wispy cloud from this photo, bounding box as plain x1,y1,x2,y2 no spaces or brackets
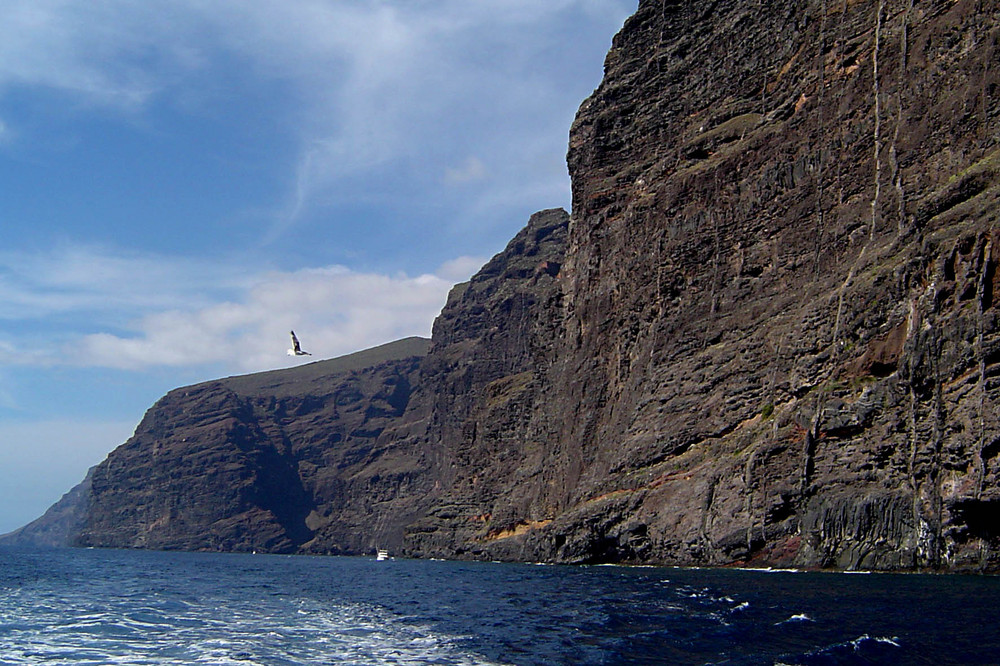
0,0,633,241
0,244,247,321
0,244,484,373
0,2,164,108
444,157,488,185
0,0,632,368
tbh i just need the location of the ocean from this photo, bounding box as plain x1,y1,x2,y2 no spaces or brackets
0,548,997,665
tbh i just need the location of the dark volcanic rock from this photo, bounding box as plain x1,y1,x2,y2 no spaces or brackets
76,337,432,554
52,209,571,558
25,0,1000,571
402,0,1000,571
510,0,1000,571
400,209,570,559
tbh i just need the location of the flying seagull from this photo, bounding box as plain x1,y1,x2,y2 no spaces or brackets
287,330,312,356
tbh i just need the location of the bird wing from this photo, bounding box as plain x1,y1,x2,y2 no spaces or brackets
290,330,301,352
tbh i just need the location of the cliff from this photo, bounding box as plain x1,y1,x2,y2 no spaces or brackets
72,337,433,553
525,0,1000,570
55,208,569,556
404,0,1000,571
13,0,1000,571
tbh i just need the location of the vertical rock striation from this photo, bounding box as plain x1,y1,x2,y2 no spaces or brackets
500,0,1000,570
400,209,570,558
405,0,1000,572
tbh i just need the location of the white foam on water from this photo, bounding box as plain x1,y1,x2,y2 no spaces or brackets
732,567,804,574
0,588,509,666
802,632,903,659
775,613,813,625
850,633,901,649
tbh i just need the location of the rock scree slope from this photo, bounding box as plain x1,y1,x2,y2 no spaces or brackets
7,0,1000,572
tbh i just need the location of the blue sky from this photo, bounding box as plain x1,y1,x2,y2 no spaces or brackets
0,1,635,534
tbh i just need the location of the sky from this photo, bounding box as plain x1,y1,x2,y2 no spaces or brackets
0,0,636,534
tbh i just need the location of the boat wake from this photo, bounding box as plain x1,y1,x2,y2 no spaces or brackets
0,586,504,665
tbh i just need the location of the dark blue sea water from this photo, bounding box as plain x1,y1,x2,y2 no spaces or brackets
0,548,997,665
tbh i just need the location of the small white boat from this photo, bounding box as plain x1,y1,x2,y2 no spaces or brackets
376,548,389,561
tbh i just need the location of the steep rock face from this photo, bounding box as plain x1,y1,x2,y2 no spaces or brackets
75,338,433,554
492,0,1000,570
68,209,571,556
400,209,570,558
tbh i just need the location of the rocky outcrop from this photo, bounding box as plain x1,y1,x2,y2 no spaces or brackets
75,338,433,553
19,0,1000,572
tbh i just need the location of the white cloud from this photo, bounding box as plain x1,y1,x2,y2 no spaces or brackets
67,255,485,372
0,243,485,372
